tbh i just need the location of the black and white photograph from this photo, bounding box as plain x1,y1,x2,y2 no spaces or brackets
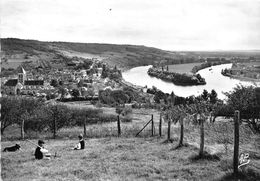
1,0,260,180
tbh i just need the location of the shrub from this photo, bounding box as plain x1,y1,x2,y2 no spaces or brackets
99,89,130,105
121,106,133,122
69,108,103,126
97,114,118,123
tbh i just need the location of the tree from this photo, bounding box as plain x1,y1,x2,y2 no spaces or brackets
0,96,44,134
163,103,189,144
50,79,59,87
224,85,260,133
78,79,84,87
0,97,20,134
209,89,218,104
170,91,175,106
59,80,64,86
110,90,129,104
101,65,108,78
72,88,80,98
185,101,211,157
255,87,260,105
46,104,71,138
59,87,68,99
70,108,102,136
24,106,50,133
201,89,209,101
86,87,95,97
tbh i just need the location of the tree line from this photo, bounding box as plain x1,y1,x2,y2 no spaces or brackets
0,97,117,136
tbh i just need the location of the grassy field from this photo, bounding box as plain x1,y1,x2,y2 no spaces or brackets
167,63,203,74
1,137,224,181
1,116,260,181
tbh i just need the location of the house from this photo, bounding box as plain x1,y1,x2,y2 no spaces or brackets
62,72,75,81
3,79,23,95
67,62,77,67
22,80,45,94
97,68,102,75
3,66,45,95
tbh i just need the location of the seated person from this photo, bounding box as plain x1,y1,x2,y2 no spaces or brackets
35,140,51,159
74,134,85,150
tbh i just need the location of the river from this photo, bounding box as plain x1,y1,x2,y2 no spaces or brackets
122,63,260,100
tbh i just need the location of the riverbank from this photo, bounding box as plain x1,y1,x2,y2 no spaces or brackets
191,60,231,73
221,62,260,82
222,73,260,82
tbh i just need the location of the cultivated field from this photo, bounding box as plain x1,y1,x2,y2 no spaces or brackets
1,59,27,69
167,63,202,74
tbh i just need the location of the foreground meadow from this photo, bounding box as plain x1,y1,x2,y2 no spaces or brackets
1,119,260,181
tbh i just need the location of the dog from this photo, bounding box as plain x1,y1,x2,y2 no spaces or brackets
3,144,21,152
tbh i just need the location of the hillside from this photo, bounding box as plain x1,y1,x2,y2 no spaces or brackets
2,38,260,71
0,38,181,70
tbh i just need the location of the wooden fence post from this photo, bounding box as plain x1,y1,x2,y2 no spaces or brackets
199,119,204,156
117,115,121,136
151,114,154,136
233,110,240,175
83,118,87,136
53,118,56,139
159,114,162,137
179,119,184,146
21,119,25,140
167,120,171,140
53,106,57,139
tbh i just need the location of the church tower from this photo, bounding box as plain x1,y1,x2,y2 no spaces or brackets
17,66,26,84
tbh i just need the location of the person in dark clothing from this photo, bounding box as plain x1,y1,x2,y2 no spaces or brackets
74,134,85,150
35,140,49,159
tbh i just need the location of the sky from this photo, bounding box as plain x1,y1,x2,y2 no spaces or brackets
1,0,260,51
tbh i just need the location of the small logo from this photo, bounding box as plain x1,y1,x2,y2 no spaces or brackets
238,153,250,168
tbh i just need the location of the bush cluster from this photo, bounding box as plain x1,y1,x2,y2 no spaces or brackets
99,86,143,106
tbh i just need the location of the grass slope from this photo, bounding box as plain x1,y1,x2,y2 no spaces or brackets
1,116,260,181
0,138,229,181
2,135,260,181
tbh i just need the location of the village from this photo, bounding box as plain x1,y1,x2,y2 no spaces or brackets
1,57,127,102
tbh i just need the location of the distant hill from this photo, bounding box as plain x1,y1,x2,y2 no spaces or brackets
1,38,260,70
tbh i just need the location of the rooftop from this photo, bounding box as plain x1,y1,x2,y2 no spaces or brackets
4,79,18,86
17,66,26,74
24,80,44,86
